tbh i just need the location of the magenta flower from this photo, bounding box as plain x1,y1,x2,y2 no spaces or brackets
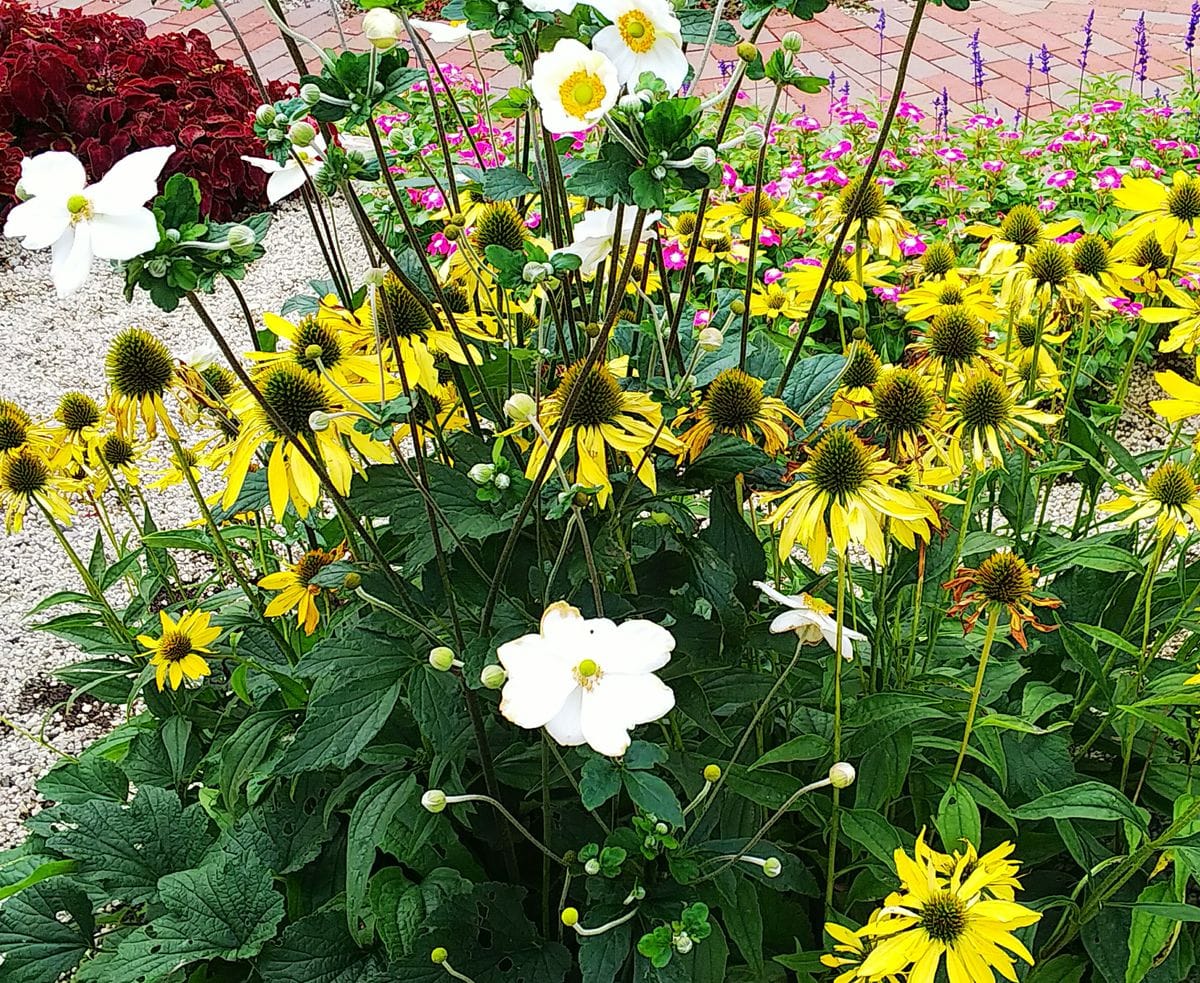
899,233,927,258
1045,169,1076,189
662,241,688,270
981,160,1006,174
874,285,901,303
1093,165,1123,190
822,139,854,161
427,232,457,256
759,228,782,247
1093,99,1124,113
936,147,966,164
764,267,784,284
693,309,712,327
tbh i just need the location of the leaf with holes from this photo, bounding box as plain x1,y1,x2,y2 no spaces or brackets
259,910,390,982
0,872,93,983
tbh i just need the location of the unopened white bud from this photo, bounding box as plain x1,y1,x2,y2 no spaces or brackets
691,145,717,172
673,932,693,954
504,392,537,423
421,789,448,813
781,31,803,53
698,327,724,351
255,103,277,126
619,93,646,113
584,858,601,875
829,762,856,789
362,7,402,49
494,473,511,490
480,664,507,689
227,224,256,256
468,463,497,484
308,410,332,431
762,856,782,878
522,260,554,283
743,126,766,151
300,82,322,106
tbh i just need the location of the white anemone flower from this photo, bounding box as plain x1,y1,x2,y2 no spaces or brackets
522,0,578,14
557,205,661,275
591,0,688,91
4,146,174,298
497,601,676,756
242,137,326,205
529,39,619,135
409,18,486,42
754,580,867,661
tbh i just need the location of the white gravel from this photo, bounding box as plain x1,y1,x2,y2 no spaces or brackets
0,201,366,847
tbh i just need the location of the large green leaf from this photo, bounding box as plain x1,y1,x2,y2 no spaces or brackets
44,785,212,905
779,353,845,436
101,851,284,983
258,910,389,982
36,755,128,806
1012,781,1149,831
0,874,93,983
369,867,472,961
347,774,417,943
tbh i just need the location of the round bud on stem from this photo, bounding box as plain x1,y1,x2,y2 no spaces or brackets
468,463,497,485
736,41,758,62
730,299,746,316
619,93,646,113
829,761,856,788
308,410,332,432
584,858,601,875
429,646,456,672
255,103,277,126
504,392,537,423
430,947,449,964
304,344,325,362
227,224,257,256
703,764,722,782
342,572,362,590
421,789,448,813
363,7,402,49
300,82,322,106
761,856,782,878
691,145,718,173
288,121,317,148
781,31,803,52
743,126,766,151
561,907,579,927
480,664,507,689
494,473,511,490
698,327,724,352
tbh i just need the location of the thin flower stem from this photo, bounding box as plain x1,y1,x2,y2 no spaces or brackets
223,274,261,353
0,713,78,762
739,82,784,369
690,0,728,93
1062,297,1092,415
951,604,1001,783
777,0,930,394
825,550,848,913
448,793,568,865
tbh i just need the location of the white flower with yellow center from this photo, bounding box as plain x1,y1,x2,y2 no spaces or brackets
497,601,676,756
529,39,619,135
557,205,661,275
4,146,174,298
755,581,867,660
591,0,687,91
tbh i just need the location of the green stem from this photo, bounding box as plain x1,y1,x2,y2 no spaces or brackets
826,550,848,913
951,605,1001,784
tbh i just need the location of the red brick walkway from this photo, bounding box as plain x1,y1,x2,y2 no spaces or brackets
43,0,1189,121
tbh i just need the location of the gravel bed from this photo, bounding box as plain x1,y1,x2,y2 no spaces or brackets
0,201,366,848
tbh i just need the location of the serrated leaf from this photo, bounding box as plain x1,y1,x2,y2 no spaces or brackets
479,165,537,200
581,756,621,810
684,434,773,485
36,755,128,806
780,353,846,435
259,910,389,982
347,774,417,943
0,875,93,983
623,771,684,827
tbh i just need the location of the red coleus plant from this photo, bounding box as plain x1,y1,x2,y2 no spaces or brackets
0,0,287,221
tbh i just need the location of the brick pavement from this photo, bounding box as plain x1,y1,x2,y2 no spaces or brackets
40,0,1192,121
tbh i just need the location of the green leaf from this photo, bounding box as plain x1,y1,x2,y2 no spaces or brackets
259,910,389,982
840,808,903,866
0,875,93,983
1012,781,1150,830
623,770,685,827
623,741,668,770
277,666,405,774
749,734,829,770
675,6,739,43
1127,881,1179,983
716,876,763,976
479,165,537,200
104,850,283,983
369,867,471,961
845,693,943,756
581,756,622,810
347,774,417,943
934,782,980,852
579,922,632,981
45,785,213,905
565,142,637,202
37,755,128,806
684,434,773,485
780,353,845,435
642,96,700,152
0,860,77,901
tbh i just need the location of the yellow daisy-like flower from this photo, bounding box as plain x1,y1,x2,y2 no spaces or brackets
250,311,387,385
708,190,805,241
828,341,882,423
692,227,749,265
104,327,178,440
1114,170,1200,250
749,281,808,322
1100,459,1200,541
1111,231,1189,293
816,175,913,259
907,305,997,388
856,840,1041,983
411,380,472,444
0,445,74,534
759,427,936,568
49,392,102,468
785,253,894,306
947,369,1058,470
964,203,1078,276
0,397,53,460
1069,233,1140,299
1000,240,1111,311
675,368,803,462
223,363,391,520
92,431,143,489
1145,281,1200,358
821,912,903,983
260,544,345,634
1150,370,1200,423
137,609,219,691
916,836,1025,903
866,367,959,468
525,359,682,508
901,270,999,325
913,241,960,282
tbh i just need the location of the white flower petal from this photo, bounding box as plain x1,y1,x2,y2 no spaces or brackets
769,610,824,643
543,687,586,746
581,674,675,756
50,224,93,298
608,619,675,673
19,151,86,199
754,580,802,610
3,196,71,250
499,664,577,728
242,155,285,175
88,209,160,261
87,146,175,214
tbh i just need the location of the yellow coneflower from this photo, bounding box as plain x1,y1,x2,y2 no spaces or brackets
105,327,178,439
759,427,935,568
866,366,958,468
914,241,959,281
1114,170,1200,250
1002,240,1110,310
709,190,805,240
749,281,808,322
785,253,894,306
371,274,481,394
856,841,1041,983
944,550,1061,648
915,835,1025,903
0,445,74,534
0,397,51,459
1070,234,1139,298
1111,231,1181,293
50,392,102,466
1100,460,1200,541
525,359,682,508
816,175,913,259
821,912,903,983
965,203,1078,275
1145,281,1200,359
137,609,219,690
675,368,802,462
1149,370,1200,422
250,311,386,385
901,271,999,325
828,339,882,422
692,228,749,265
410,381,471,443
947,369,1057,470
908,305,995,387
260,544,345,634
92,431,143,489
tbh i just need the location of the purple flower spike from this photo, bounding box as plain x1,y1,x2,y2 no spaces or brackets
1078,10,1094,72
1187,0,1200,53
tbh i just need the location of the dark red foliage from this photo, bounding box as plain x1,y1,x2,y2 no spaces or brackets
0,0,287,221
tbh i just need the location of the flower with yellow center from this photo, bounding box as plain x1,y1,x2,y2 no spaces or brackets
222,363,391,520
675,368,802,462
709,191,805,241
856,840,1041,983
944,550,1061,647
250,311,386,385
591,0,687,91
0,397,52,460
901,270,998,325
947,369,1057,470
409,381,471,444
137,609,219,691
1114,170,1200,250
525,359,682,507
529,39,619,135
692,228,749,265
749,281,807,322
759,427,936,568
821,911,903,983
1100,459,1200,541
964,203,1078,276
1070,233,1140,298
1111,231,1187,293
1001,240,1112,310
755,580,867,659
828,340,881,422
816,175,913,259
0,445,74,534
260,544,346,634
785,253,894,306
105,327,178,440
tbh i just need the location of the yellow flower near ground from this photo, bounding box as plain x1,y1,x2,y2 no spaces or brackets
675,368,802,462
137,609,219,690
260,545,345,634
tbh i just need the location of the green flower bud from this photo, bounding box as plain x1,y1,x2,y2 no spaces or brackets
781,31,803,52
288,121,317,148
343,572,362,590
255,103,277,126
703,764,721,782
480,664,507,689
431,947,448,964
698,327,724,351
829,761,856,788
504,392,537,423
300,82,322,106
308,410,332,432
362,7,402,49
421,789,448,813
762,856,782,878
429,646,456,671
736,41,758,62
226,224,257,256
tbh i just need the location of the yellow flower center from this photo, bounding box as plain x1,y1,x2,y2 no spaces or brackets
618,10,656,53
574,657,603,689
66,193,92,221
803,593,833,616
158,630,194,664
560,70,607,119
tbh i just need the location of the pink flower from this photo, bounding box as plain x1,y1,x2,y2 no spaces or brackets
804,165,848,187
1055,231,1082,244
981,159,1006,173
693,309,712,327
791,114,822,131
759,228,782,247
1180,275,1200,291
721,164,740,187
763,267,784,285
1037,198,1057,214
1110,297,1142,317
822,139,854,162
427,232,456,256
899,233,926,258
1045,169,1076,189
936,146,967,164
874,285,901,302
662,241,687,270
1093,165,1123,190
1093,99,1124,114
526,212,541,229
897,101,926,123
